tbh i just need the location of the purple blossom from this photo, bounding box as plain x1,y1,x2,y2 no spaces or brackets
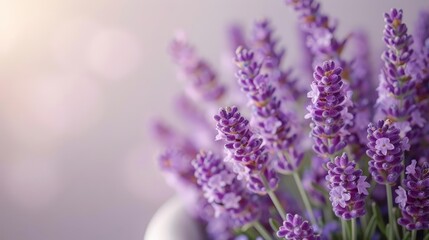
366,119,405,185
397,160,429,230
414,10,429,50
326,153,368,219
374,137,395,156
405,160,417,175
235,47,303,174
395,186,407,208
286,0,371,161
357,176,371,195
377,8,421,142
251,19,301,101
214,106,279,194
169,33,226,103
306,60,350,160
329,186,350,208
277,213,320,240
192,151,261,226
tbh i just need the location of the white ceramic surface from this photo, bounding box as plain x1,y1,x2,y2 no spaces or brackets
144,197,204,240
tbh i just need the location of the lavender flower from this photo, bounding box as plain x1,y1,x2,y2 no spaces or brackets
306,60,351,160
366,119,406,185
414,11,429,132
286,0,371,161
325,153,369,219
227,23,247,53
192,151,261,226
377,8,422,139
235,47,303,174
169,34,226,103
347,31,374,151
396,160,429,230
277,213,320,240
414,10,429,50
251,19,301,101
214,106,279,194
284,0,344,63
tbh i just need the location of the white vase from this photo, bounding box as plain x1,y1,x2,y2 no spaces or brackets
144,197,204,240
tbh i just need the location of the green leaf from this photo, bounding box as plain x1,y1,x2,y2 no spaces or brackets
269,218,281,233
402,231,410,240
363,213,377,240
386,223,391,239
372,202,386,236
423,232,429,240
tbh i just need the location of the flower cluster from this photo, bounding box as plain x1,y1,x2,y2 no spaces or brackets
326,153,370,219
250,19,301,101
395,159,429,230
277,214,320,240
214,106,279,194
366,119,407,185
377,8,423,139
192,151,261,226
306,60,351,160
169,34,226,103
235,47,303,174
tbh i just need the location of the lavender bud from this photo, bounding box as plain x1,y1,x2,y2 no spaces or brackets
277,213,320,240
192,151,261,227
326,153,370,219
366,119,406,185
396,159,429,230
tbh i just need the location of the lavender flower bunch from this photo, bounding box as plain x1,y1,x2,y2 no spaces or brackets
152,2,429,240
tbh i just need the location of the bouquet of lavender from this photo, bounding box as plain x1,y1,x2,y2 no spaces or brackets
151,1,429,239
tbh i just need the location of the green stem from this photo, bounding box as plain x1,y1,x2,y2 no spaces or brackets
292,172,317,226
341,219,347,240
261,174,286,220
351,218,356,240
386,185,400,240
411,230,417,240
253,221,273,240
360,215,367,230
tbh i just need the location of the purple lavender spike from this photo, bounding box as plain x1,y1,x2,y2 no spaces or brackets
414,10,429,50
348,31,374,147
227,23,247,53
169,33,226,103
192,151,261,227
286,0,370,161
306,60,351,160
325,153,369,220
251,19,302,101
413,11,429,151
366,119,407,185
377,8,423,140
235,46,303,174
277,213,320,240
396,159,429,230
214,106,279,194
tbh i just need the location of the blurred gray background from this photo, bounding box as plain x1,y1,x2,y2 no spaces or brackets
0,0,427,239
